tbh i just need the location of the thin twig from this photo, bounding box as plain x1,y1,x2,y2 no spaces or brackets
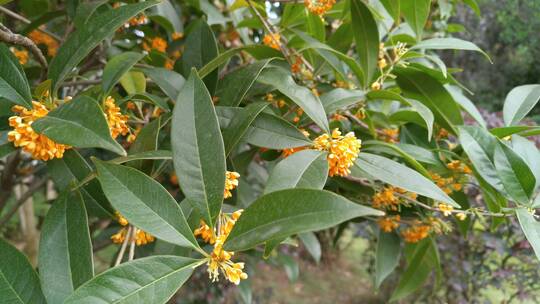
0,23,48,68
0,178,47,227
114,226,133,266
128,229,136,261
0,6,62,41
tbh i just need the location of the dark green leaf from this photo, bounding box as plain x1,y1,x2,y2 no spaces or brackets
138,66,186,101
38,190,93,304
353,153,459,207
320,88,365,115
375,231,400,288
380,0,400,22
64,256,198,304
0,43,31,108
224,189,383,251
102,52,145,95
257,67,329,132
400,0,430,40
48,1,159,92
223,102,268,156
128,117,162,173
264,150,328,194
32,95,126,156
350,0,379,87
0,238,46,304
74,0,108,28
94,160,199,249
171,70,226,226
109,150,172,164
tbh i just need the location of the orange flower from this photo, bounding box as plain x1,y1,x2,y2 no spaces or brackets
304,0,336,15
10,48,28,65
263,33,281,50
313,129,361,177
401,223,431,243
104,97,129,139
7,102,70,161
378,215,401,232
380,128,399,143
28,30,58,56
143,37,168,53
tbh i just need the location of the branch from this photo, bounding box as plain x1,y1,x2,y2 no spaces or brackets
0,23,48,68
0,178,47,227
0,6,62,41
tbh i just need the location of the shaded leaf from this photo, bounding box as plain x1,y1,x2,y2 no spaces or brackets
350,0,379,86
102,52,145,94
0,43,31,108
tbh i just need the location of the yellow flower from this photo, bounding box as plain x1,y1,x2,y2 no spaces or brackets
313,129,361,177
172,32,184,40
380,128,399,143
455,212,467,221
7,102,70,161
304,0,336,15
446,160,472,174
11,48,28,65
378,58,387,69
111,211,155,246
143,37,168,53
195,211,248,285
263,33,281,50
29,30,58,56
104,96,129,139
164,58,175,70
438,203,454,217
371,81,381,91
128,14,147,26
401,222,431,243
377,215,400,232
224,171,240,199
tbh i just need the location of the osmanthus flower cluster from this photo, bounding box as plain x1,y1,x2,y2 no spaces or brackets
313,129,362,177
304,0,336,15
111,212,155,246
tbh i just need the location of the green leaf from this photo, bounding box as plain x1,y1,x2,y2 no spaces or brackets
138,66,186,101
400,0,430,40
216,107,312,149
109,150,172,164
353,153,459,207
128,117,162,173
120,71,146,95
320,88,365,114
490,126,540,138
64,256,198,304
38,190,93,304
390,239,436,301
257,67,329,132
32,95,126,156
216,59,274,106
446,85,487,128
516,208,540,262
48,1,159,92
458,126,507,195
494,141,536,205
512,135,540,190
375,231,400,289
223,102,268,156
503,85,540,126
0,143,15,158
102,52,145,95
380,0,400,22
395,67,463,134
94,160,199,249
411,38,491,62
171,70,226,226
264,150,328,194
224,189,383,251
0,43,31,108
73,0,108,28
151,0,183,33
0,238,46,304
298,232,321,263
362,141,430,177
350,0,379,87
181,19,219,94
47,150,112,217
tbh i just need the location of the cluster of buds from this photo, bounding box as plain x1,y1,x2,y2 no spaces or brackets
401,221,431,243
304,0,336,15
313,129,362,177
262,33,281,50
104,97,130,139
195,210,248,285
446,160,472,175
372,186,417,211
110,212,155,246
377,215,401,232
430,170,468,195
142,37,168,53
7,102,70,161
224,171,240,199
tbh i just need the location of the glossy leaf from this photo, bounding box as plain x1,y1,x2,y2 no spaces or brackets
395,67,463,134
38,190,93,304
224,189,383,251
32,95,126,156
362,140,431,177
48,1,159,92
512,135,540,190
353,153,459,207
181,19,219,94
128,116,162,173
350,0,379,86
380,0,400,22
0,238,46,304
257,67,329,132
94,160,199,249
412,38,491,62
64,256,198,304
320,88,365,114
102,52,145,95
216,107,312,149
171,70,226,226
516,208,540,262
264,150,328,194
138,66,186,101
109,150,172,164
400,0,430,39
0,43,31,108
494,141,536,205
222,102,268,156
375,231,400,289
503,84,540,126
